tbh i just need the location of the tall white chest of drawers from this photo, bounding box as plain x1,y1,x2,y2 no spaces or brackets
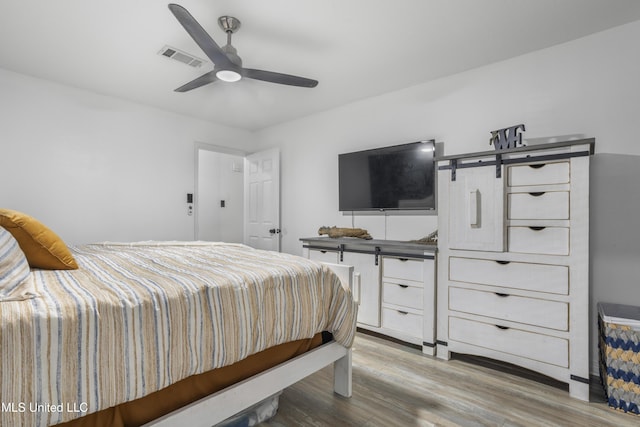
436,139,594,401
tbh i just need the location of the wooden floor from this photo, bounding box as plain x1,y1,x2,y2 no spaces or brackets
264,332,638,427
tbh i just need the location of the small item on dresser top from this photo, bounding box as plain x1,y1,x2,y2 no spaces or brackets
318,226,372,240
489,123,526,150
409,230,438,244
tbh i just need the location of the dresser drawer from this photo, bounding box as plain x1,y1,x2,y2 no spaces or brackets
449,316,568,367
449,287,568,330
508,191,569,220
508,226,569,255
449,257,568,295
382,307,422,338
507,162,570,186
308,249,339,263
382,257,424,282
383,282,423,310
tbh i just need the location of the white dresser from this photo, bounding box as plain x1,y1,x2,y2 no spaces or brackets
300,237,437,355
436,139,594,401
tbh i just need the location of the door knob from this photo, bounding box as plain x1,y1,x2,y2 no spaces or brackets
269,228,281,234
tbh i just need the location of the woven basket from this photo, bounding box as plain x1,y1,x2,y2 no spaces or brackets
599,314,640,415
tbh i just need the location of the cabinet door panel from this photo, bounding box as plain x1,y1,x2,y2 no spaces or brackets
342,252,380,327
448,165,504,252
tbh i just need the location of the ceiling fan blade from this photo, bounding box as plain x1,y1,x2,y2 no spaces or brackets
243,68,318,88
174,70,218,92
168,4,234,69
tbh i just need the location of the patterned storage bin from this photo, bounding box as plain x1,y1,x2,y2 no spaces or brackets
598,302,640,415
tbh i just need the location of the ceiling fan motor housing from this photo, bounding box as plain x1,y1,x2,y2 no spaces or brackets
221,44,242,68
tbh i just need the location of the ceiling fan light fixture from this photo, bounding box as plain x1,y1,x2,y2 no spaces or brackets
168,5,318,91
216,69,242,82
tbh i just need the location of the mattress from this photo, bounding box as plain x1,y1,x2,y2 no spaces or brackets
0,242,357,426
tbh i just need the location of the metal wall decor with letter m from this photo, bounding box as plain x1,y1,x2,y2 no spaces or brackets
489,124,526,150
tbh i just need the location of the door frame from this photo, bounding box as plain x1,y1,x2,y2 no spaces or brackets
193,142,247,240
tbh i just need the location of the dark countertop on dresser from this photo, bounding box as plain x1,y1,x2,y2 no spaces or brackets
300,236,437,253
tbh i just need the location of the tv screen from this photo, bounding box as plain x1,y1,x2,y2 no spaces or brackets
338,140,435,211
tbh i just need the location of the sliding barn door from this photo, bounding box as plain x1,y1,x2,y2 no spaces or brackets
244,148,281,251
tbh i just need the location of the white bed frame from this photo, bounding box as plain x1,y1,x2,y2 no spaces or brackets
145,341,352,427
144,263,355,427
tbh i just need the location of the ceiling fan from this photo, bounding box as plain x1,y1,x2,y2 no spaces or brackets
168,3,319,92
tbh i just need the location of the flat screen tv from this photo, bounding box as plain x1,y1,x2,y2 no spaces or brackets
338,140,436,211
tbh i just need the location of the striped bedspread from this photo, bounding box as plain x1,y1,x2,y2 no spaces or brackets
0,242,357,426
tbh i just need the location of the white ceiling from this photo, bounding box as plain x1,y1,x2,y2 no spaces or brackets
2,0,640,131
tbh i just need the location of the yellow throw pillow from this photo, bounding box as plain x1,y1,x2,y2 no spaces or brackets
0,209,78,270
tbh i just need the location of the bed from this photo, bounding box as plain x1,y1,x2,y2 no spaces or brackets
0,223,357,427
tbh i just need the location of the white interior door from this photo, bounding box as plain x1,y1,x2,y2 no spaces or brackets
244,148,280,251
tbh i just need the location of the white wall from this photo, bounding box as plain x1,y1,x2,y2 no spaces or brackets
0,68,255,244
255,20,640,374
197,149,245,243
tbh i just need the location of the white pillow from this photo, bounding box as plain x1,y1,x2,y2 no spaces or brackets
0,226,34,301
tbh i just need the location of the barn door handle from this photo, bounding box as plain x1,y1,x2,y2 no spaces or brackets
353,273,361,305
469,189,480,227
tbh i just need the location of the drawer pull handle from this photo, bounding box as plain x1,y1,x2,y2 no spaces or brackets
528,164,546,169
529,226,546,231
494,292,510,297
320,250,327,254
495,260,511,265
398,284,409,289
397,310,409,315
495,325,510,330
398,258,409,262
529,192,545,197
